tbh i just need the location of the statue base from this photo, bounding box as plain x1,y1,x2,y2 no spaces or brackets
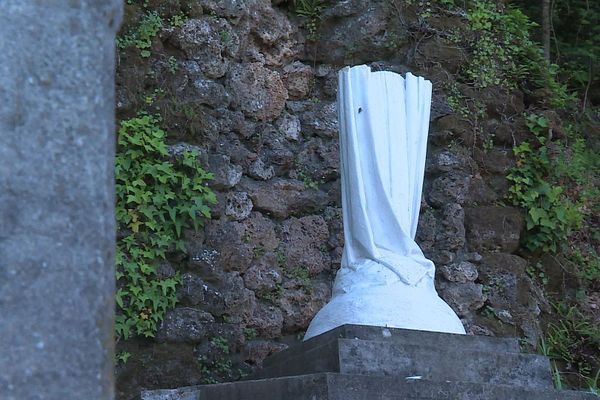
304,280,465,341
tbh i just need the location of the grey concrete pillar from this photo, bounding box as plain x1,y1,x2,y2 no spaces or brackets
0,1,122,399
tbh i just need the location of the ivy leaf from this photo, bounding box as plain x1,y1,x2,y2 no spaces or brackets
115,288,127,309
139,205,156,220
139,262,156,275
167,207,177,223
158,279,177,296
199,204,211,218
130,220,142,233
174,219,184,237
529,207,547,224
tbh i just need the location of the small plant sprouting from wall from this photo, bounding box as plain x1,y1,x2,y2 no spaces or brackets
117,11,163,58
198,336,246,384
115,113,216,340
294,0,324,41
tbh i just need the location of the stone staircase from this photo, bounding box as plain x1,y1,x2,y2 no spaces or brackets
142,324,597,400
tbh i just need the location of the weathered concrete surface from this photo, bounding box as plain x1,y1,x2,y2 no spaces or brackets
0,1,122,399
262,324,520,370
255,338,552,388
337,339,551,388
141,373,598,400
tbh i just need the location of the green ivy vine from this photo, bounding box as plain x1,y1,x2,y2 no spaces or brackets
115,113,216,340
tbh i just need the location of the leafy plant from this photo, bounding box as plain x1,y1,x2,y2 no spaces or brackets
258,283,284,304
198,337,239,384
526,261,549,285
568,248,600,285
115,351,132,365
166,56,178,74
297,170,323,190
511,0,600,105
444,82,470,118
170,13,187,28
461,1,574,107
117,11,163,57
219,30,232,45
243,328,257,341
285,266,312,290
115,113,216,340
295,0,324,41
211,336,230,354
143,88,165,105
507,114,582,252
275,250,287,268
550,0,600,106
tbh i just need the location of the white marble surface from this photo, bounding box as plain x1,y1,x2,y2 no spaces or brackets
304,65,465,340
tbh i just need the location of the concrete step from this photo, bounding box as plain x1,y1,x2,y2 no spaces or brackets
254,337,552,389
263,324,519,369
141,373,598,400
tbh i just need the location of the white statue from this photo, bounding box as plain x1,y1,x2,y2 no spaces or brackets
304,65,465,340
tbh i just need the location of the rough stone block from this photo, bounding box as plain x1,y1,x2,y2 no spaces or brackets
142,373,598,400
465,206,524,253
262,324,520,370
256,338,552,389
0,1,122,399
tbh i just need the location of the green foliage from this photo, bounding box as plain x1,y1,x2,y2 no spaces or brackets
258,283,284,304
285,266,312,289
198,337,240,384
568,248,600,285
115,114,216,340
464,2,532,87
543,303,600,390
407,0,435,18
243,328,257,340
275,250,287,268
117,11,163,57
444,82,470,118
170,13,187,28
166,56,178,74
198,352,233,384
211,336,230,354
506,109,599,394
219,30,232,45
296,162,324,190
526,261,549,286
294,0,324,41
143,88,165,105
252,246,266,258
539,337,566,389
508,112,599,255
510,0,600,102
297,170,323,190
462,1,574,107
507,113,582,252
551,0,600,101
115,351,132,365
